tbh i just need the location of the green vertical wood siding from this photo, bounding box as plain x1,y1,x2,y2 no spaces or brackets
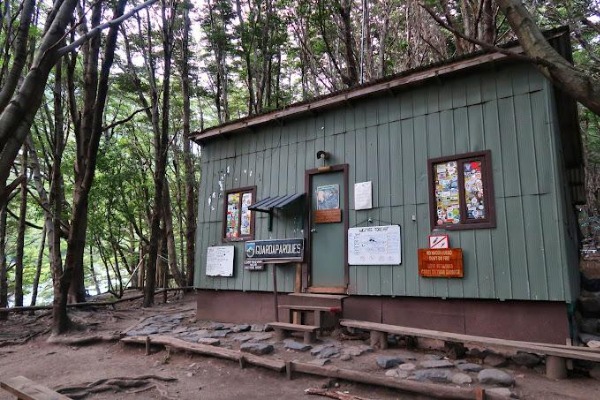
194,62,579,303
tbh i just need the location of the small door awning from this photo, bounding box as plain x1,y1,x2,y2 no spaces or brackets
249,193,305,231
249,193,304,213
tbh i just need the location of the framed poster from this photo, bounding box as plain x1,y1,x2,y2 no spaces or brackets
206,246,235,277
348,225,401,265
316,184,340,210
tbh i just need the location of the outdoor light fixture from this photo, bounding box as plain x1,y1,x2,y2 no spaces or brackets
316,150,330,160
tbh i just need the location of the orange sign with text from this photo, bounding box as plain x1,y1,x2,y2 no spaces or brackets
418,248,463,278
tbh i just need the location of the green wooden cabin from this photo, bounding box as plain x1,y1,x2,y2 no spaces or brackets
190,29,583,343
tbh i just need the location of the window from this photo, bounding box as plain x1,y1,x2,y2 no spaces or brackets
223,186,256,241
428,150,496,230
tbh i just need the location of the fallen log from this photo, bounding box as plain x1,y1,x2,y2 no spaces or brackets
121,335,286,372
290,362,508,400
47,333,123,346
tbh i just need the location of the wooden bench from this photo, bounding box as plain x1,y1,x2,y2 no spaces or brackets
0,376,71,400
340,319,600,379
267,322,319,344
278,305,342,329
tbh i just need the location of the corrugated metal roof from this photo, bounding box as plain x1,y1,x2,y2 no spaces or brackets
249,193,304,213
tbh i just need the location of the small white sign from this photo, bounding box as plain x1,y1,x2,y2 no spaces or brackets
354,181,373,210
206,246,235,277
428,234,449,249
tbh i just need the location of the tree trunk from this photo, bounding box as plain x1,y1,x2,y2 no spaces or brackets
496,0,600,115
0,204,7,320
163,181,185,287
30,223,46,306
0,0,78,211
14,145,27,307
144,0,175,307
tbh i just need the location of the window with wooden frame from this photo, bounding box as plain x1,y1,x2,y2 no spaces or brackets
428,150,496,230
223,186,256,241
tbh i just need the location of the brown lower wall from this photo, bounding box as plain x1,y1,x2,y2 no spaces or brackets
195,290,570,344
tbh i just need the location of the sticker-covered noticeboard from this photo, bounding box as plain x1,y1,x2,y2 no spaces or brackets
418,248,463,278
206,246,235,277
348,225,401,265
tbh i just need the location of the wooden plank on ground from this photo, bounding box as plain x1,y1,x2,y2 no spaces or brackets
267,322,319,332
121,335,285,372
340,319,600,362
0,376,71,400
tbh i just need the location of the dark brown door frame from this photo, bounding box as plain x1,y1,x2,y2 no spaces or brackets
303,164,349,293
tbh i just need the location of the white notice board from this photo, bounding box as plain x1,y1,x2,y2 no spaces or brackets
348,225,401,265
206,246,235,277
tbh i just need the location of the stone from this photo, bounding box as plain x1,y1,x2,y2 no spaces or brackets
451,373,473,385
423,354,443,360
419,360,454,369
311,344,336,356
197,338,220,346
511,351,541,368
579,333,600,344
398,363,416,371
240,342,274,356
250,324,266,332
173,327,188,334
250,333,273,341
444,342,467,359
477,369,515,386
457,363,484,372
343,345,374,357
318,347,340,359
340,354,352,361
484,353,508,368
207,322,225,330
232,324,251,333
454,359,468,365
485,388,515,398
208,329,231,338
233,334,253,343
385,369,410,379
284,340,312,352
376,356,405,369
410,369,453,383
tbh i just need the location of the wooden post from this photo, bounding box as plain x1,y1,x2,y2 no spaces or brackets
272,264,279,322
145,336,151,355
370,331,388,349
294,263,302,293
546,356,567,379
286,361,294,380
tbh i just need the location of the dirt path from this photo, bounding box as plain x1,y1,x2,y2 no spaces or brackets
1,292,600,400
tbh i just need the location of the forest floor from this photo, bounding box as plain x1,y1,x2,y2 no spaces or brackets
1,291,600,400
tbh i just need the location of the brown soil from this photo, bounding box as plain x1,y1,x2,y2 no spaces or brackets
1,292,600,400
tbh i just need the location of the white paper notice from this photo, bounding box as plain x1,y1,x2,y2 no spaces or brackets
206,246,235,277
354,181,373,210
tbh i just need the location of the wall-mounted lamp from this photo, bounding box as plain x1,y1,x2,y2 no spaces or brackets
316,150,330,160
316,150,331,172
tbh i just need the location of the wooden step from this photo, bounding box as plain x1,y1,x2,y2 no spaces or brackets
267,322,319,344
0,376,71,400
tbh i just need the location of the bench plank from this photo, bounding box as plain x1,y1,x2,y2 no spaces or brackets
278,305,341,312
267,322,319,332
0,376,71,400
340,319,600,362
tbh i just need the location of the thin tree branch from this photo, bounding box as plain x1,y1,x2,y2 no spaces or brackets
102,107,150,132
56,0,157,56
6,207,43,230
420,2,556,69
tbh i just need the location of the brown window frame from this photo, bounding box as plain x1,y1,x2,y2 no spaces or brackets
222,186,257,241
427,150,496,231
